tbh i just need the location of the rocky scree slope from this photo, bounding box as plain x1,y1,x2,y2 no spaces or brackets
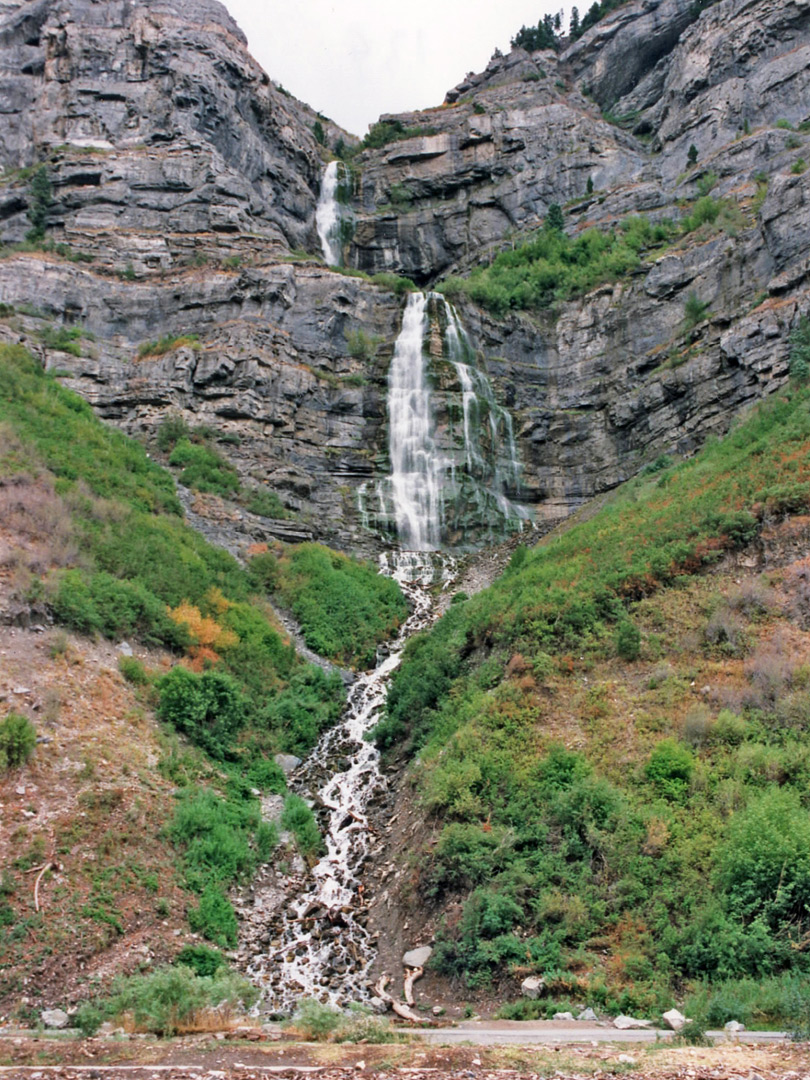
0,0,808,544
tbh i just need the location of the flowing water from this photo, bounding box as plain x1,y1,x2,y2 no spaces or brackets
387,293,444,551
316,161,342,266
364,291,529,550
250,551,453,1012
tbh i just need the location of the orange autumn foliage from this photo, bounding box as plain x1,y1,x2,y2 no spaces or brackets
167,599,238,669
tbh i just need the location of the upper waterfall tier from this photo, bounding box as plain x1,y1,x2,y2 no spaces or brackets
316,161,342,266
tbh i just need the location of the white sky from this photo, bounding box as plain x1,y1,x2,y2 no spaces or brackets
223,0,565,137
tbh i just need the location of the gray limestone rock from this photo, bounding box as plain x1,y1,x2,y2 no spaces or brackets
274,754,302,777
662,1008,687,1031
521,976,545,999
402,946,432,968
578,1007,598,1021
41,1008,69,1029
613,1015,653,1030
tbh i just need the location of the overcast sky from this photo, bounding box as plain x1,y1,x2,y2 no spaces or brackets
224,0,565,137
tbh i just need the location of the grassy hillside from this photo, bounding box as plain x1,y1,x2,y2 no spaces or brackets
0,344,408,1012
379,384,810,1025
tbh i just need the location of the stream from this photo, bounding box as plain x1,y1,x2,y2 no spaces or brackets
249,551,454,1011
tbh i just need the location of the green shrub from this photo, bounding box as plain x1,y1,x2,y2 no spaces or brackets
92,963,257,1035
157,667,246,759
118,655,150,685
645,739,694,800
242,486,288,519
26,164,52,242
175,944,226,977
273,543,408,668
156,414,191,452
615,620,641,660
187,883,239,947
287,997,344,1039
0,712,36,770
789,316,810,382
281,794,324,859
717,788,810,930
169,438,240,497
52,570,186,648
684,291,711,328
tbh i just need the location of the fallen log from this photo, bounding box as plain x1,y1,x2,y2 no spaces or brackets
403,965,423,1006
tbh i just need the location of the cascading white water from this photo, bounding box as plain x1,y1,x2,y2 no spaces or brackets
249,552,452,1012
365,292,529,549
439,296,526,525
316,161,342,266
387,292,444,551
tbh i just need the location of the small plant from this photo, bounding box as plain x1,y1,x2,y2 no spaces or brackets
789,316,810,381
687,143,699,167
696,171,718,197
684,291,711,328
122,262,136,281
615,620,641,660
312,120,326,146
48,629,70,658
26,165,53,243
473,102,486,114
118,655,149,685
0,712,36,771
785,134,801,150
791,158,807,175
776,119,794,130
281,794,324,859
545,203,565,232
156,413,191,452
345,327,380,361
286,998,344,1040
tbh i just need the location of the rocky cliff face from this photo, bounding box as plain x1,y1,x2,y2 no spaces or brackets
0,0,808,550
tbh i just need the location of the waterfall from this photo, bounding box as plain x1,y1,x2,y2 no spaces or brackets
365,292,529,550
387,292,443,551
316,161,342,266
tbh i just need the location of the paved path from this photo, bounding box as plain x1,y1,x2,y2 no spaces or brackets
419,1021,789,1045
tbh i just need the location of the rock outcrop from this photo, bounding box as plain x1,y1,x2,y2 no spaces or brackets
0,0,808,550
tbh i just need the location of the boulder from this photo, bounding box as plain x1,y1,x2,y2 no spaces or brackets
553,1011,575,1021
402,945,432,968
41,1008,69,1029
578,1007,598,1021
662,1008,686,1031
613,1014,653,1030
521,976,545,999
274,754,301,777
724,1020,746,1033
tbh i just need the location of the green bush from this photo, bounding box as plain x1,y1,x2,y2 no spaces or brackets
26,164,52,242
175,944,225,976
51,570,187,647
717,788,810,929
281,794,324,859
118,655,150,685
87,963,257,1035
156,414,191,452
789,316,810,382
157,667,246,759
645,739,694,800
615,620,641,660
0,712,36,770
169,438,240,496
187,883,239,947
